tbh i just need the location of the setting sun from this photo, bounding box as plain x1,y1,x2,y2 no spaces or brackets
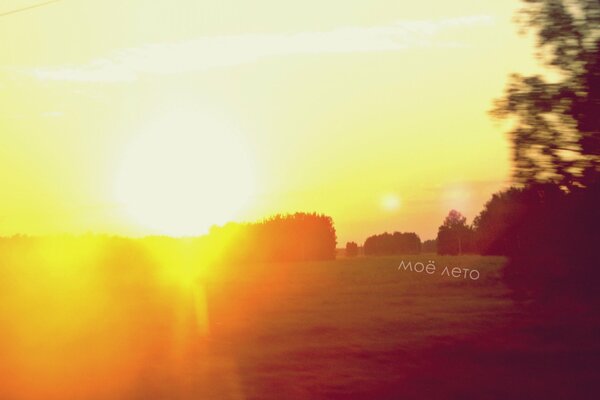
114,110,257,236
1,1,599,399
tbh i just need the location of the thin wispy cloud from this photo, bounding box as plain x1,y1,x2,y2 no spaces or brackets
30,15,493,82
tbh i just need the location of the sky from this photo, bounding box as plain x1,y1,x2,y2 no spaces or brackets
0,0,542,243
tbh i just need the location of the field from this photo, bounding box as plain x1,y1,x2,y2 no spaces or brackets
1,247,599,399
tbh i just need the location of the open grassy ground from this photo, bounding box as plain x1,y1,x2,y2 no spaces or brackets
1,249,599,399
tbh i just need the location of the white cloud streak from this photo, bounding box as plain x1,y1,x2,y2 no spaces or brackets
30,15,493,82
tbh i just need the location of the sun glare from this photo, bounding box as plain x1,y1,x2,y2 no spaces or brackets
114,111,257,236
381,193,401,212
441,182,472,214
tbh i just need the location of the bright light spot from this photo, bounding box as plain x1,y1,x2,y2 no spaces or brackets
114,111,257,236
381,193,401,212
442,183,472,212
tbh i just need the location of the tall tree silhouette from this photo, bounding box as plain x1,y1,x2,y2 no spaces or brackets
437,210,474,255
492,0,600,188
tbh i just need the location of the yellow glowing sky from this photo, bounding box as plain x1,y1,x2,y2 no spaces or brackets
0,0,541,243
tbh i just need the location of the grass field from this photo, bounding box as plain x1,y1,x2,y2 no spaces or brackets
1,248,599,399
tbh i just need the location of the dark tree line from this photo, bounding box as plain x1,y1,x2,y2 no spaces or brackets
433,183,600,296
425,0,600,297
473,184,600,295
363,232,421,255
483,0,600,297
207,212,337,263
472,185,564,256
437,183,600,294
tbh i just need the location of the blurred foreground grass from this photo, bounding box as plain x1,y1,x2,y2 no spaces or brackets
0,243,598,399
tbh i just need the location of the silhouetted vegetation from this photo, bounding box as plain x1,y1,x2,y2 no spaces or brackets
436,210,475,255
471,184,600,297
363,232,421,255
492,0,600,188
486,0,600,299
472,184,562,256
422,239,437,253
207,212,337,263
345,241,359,257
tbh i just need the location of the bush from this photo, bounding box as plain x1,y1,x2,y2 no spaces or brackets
363,232,421,255
345,241,359,257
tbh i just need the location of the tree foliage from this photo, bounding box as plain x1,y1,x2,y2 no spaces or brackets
345,241,359,257
363,232,421,255
421,239,437,253
472,184,565,255
436,210,475,255
471,184,600,296
208,212,337,262
492,0,600,188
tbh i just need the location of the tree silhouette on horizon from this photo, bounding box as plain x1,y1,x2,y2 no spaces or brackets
437,210,474,255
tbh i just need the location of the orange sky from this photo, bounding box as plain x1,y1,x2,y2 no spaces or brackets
0,0,542,243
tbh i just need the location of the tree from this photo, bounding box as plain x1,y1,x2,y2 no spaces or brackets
436,210,474,255
207,212,337,262
345,241,359,257
363,231,421,255
422,239,437,253
471,183,600,297
472,184,565,255
492,0,600,188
